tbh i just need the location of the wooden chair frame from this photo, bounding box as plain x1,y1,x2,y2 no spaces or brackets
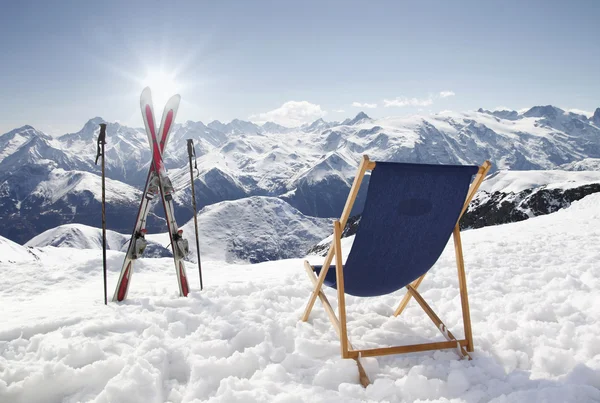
301,155,491,387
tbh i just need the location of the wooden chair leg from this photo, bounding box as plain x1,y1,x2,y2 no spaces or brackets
393,274,426,317
303,260,370,387
453,225,474,352
301,155,371,322
301,246,334,322
334,221,350,358
406,285,471,359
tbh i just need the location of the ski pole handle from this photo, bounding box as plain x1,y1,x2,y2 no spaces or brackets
98,123,107,144
95,123,107,165
187,139,198,171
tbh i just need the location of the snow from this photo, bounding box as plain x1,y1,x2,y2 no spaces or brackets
175,196,331,263
25,198,331,264
25,223,127,250
561,158,600,172
31,168,141,205
4,105,600,239
479,170,600,193
0,126,49,164
1,193,600,402
0,235,37,263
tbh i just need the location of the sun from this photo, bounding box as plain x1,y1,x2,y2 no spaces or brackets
142,70,180,110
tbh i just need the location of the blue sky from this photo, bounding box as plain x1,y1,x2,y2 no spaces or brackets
0,0,598,134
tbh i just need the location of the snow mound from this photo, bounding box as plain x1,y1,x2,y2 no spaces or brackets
26,223,171,257
26,223,126,250
0,235,37,263
183,196,332,263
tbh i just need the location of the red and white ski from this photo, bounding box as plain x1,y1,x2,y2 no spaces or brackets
112,88,189,301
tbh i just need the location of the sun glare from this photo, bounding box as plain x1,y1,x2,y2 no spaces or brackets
142,70,180,110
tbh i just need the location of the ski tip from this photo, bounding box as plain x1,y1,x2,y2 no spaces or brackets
166,94,181,105
141,87,153,102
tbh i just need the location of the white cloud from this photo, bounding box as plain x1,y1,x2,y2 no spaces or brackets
383,90,455,108
250,101,327,127
567,108,593,117
352,102,377,109
332,109,346,113
383,97,433,108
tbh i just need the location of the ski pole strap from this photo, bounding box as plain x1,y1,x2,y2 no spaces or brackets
95,123,107,165
186,139,198,172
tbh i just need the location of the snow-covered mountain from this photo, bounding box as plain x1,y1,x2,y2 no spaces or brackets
25,223,171,258
26,198,331,263
561,157,600,171
463,169,600,229
0,167,165,244
147,196,332,263
2,105,600,249
0,234,38,263
307,170,600,256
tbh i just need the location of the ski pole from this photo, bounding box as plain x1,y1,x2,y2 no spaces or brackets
187,139,203,290
95,123,108,305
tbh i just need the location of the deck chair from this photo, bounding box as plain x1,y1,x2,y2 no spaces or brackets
301,155,491,387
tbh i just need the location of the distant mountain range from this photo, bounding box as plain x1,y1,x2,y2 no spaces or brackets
1,105,599,261
25,197,331,263
307,168,600,257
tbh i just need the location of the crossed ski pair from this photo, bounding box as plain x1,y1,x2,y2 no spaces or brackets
113,88,190,301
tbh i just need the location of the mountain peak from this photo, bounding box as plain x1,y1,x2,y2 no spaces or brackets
353,111,370,121
303,118,331,132
342,112,371,126
228,119,261,134
262,121,290,133
1,125,50,140
478,108,519,121
592,108,600,126
87,117,105,125
522,105,564,119
207,120,226,132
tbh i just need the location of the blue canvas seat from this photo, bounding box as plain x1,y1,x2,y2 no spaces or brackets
300,155,491,387
313,162,478,297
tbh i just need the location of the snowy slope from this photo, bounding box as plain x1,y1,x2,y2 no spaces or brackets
147,196,332,263
0,168,157,244
309,168,600,256
24,223,171,258
0,235,37,263
25,223,125,250
26,197,331,263
561,157,600,171
57,118,152,185
31,168,140,206
1,194,599,401
463,169,600,229
478,169,600,193
0,126,53,165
